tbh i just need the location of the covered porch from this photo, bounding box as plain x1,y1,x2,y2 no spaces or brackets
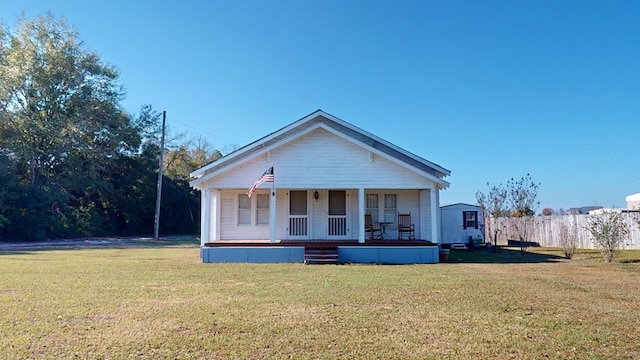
200,188,441,245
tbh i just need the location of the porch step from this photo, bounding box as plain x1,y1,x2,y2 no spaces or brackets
304,248,339,265
450,243,468,250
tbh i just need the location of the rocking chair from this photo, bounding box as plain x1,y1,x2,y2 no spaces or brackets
365,214,382,240
397,213,415,240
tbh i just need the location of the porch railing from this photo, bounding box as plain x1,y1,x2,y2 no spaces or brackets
289,216,308,236
328,216,347,236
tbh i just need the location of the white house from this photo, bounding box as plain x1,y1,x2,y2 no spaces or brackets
189,110,450,250
440,203,484,246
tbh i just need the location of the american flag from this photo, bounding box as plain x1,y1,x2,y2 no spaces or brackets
246,167,274,198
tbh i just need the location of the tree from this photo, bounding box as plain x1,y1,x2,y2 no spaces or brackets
476,182,509,250
507,174,540,254
0,14,138,187
586,210,630,262
476,174,540,253
164,136,222,181
542,207,553,216
0,14,227,241
0,14,141,240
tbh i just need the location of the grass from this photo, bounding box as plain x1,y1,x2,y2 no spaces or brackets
1,241,639,359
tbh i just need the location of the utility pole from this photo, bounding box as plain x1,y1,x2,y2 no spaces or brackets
154,110,166,240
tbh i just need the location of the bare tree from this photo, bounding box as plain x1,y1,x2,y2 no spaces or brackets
476,182,509,251
558,215,578,259
587,210,630,262
507,174,540,254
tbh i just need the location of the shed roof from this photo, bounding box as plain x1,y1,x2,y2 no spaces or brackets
440,203,481,209
626,193,640,202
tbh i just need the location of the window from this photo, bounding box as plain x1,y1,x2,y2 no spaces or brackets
463,211,478,229
384,194,397,224
289,190,307,216
256,194,270,225
365,194,379,222
238,194,251,225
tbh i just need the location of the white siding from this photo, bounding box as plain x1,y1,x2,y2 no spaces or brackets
310,190,326,239
201,128,438,190
218,190,271,240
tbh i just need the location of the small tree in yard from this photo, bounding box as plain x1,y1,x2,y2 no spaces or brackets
587,210,630,263
558,215,578,259
476,183,509,251
507,174,540,254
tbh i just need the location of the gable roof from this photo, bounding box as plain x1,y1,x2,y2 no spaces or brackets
190,110,450,188
441,203,481,209
567,206,603,214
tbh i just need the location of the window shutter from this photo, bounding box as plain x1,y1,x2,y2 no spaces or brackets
474,211,478,229
463,211,467,229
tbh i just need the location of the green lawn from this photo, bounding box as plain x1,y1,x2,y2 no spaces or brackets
1,242,639,359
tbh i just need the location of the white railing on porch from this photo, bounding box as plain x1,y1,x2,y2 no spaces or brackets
328,216,347,236
289,216,308,236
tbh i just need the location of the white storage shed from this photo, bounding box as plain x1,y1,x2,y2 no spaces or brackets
440,203,484,246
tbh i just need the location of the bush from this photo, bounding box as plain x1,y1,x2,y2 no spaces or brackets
558,218,578,259
586,210,630,262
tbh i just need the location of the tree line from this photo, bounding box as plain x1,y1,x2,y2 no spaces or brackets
0,15,220,241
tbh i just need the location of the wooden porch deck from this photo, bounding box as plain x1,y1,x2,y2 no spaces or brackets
204,239,436,250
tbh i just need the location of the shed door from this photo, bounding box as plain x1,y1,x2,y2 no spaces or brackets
328,190,347,239
288,190,309,239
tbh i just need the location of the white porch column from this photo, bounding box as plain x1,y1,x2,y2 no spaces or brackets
210,189,221,241
200,190,211,246
419,189,429,240
430,188,438,244
270,188,276,243
358,188,365,243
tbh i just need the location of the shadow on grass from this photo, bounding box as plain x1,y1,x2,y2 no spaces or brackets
445,246,567,264
620,259,640,264
0,236,200,255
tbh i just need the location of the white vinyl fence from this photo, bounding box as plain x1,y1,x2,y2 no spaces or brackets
487,213,640,250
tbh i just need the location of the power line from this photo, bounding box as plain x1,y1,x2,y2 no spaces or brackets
169,118,237,144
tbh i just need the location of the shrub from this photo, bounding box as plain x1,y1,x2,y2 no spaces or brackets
558,218,578,259
586,210,630,262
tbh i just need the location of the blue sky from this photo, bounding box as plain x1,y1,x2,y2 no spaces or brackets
3,1,639,210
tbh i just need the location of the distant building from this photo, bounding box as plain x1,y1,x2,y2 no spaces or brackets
567,206,603,215
626,193,640,210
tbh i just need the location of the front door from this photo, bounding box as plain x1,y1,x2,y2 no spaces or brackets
328,190,348,239
288,190,309,239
